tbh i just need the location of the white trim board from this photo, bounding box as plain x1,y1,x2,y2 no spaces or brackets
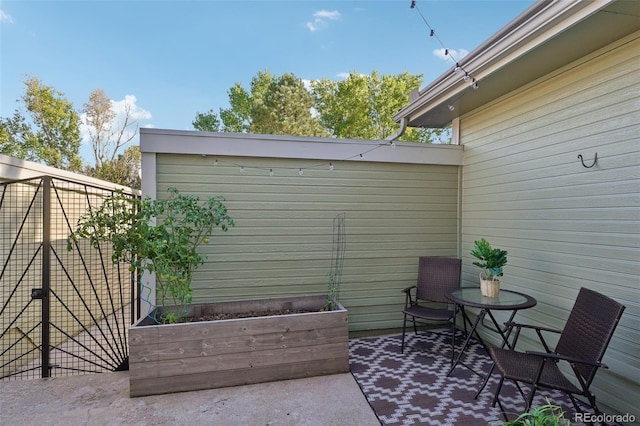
139,129,463,166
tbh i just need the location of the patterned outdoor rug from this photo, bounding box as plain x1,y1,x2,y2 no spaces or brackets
349,331,585,425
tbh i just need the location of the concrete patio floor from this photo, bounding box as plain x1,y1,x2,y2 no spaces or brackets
0,371,379,425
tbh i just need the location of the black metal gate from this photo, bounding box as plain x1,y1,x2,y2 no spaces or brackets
1,176,139,380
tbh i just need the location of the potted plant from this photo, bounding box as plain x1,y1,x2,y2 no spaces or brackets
470,238,508,297
68,188,349,397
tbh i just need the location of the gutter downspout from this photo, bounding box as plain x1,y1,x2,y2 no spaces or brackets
385,117,409,142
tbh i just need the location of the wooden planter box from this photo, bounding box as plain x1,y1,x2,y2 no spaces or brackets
128,294,349,397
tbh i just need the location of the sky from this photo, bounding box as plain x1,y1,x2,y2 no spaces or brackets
0,0,535,165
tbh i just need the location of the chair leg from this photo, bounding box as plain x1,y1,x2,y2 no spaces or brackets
492,375,505,407
474,363,495,399
524,384,537,413
568,395,591,426
492,376,511,422
568,393,603,426
401,313,408,354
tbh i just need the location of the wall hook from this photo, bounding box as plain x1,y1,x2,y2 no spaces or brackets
578,153,597,168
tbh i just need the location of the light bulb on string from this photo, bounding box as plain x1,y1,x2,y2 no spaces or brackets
471,79,479,89
359,153,365,160
390,141,396,148
412,1,478,93
213,160,218,166
448,104,455,111
240,166,245,174
298,168,304,176
329,162,334,171
269,168,274,177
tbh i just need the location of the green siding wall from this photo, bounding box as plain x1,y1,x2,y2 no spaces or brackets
155,154,460,331
459,33,640,417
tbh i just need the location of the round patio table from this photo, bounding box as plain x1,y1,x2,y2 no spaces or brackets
445,287,537,380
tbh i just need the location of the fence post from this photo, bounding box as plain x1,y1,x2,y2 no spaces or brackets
41,176,51,378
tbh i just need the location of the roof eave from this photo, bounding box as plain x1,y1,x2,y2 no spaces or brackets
394,0,626,128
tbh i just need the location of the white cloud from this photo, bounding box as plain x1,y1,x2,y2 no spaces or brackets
111,95,152,121
306,9,340,32
0,9,14,24
314,10,340,20
433,48,469,63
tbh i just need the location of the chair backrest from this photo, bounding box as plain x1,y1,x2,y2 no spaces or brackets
416,256,462,303
556,287,625,385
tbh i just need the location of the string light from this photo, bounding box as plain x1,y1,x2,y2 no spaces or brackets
209,140,395,177
411,0,479,90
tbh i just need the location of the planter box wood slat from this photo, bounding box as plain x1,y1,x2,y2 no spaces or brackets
129,326,347,363
129,357,348,397
129,294,349,397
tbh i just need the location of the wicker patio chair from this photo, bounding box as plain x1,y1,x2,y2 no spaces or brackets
488,287,626,422
400,256,462,354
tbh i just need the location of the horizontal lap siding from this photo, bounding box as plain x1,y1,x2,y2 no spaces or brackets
460,34,640,416
155,155,459,331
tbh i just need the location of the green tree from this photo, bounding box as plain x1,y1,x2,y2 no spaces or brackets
219,79,258,133
1,77,82,170
312,70,437,142
251,73,327,137
89,145,142,189
192,109,221,132
0,111,36,160
194,70,327,137
194,70,450,143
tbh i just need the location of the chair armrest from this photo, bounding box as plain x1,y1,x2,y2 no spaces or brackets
503,322,562,353
401,285,416,294
402,286,417,309
525,350,608,369
504,322,562,334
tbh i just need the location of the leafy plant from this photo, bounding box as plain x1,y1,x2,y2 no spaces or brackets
470,238,508,280
68,187,234,324
502,400,570,426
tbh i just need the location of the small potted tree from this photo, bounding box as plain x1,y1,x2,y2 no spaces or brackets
470,238,508,297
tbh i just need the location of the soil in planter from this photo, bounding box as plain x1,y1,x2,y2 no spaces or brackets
180,308,324,323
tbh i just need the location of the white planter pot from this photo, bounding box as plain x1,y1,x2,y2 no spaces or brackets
480,278,500,297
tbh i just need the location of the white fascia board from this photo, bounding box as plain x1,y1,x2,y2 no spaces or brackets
0,153,138,193
140,128,463,166
395,0,614,121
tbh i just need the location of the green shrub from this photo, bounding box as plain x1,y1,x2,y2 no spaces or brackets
68,187,234,323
